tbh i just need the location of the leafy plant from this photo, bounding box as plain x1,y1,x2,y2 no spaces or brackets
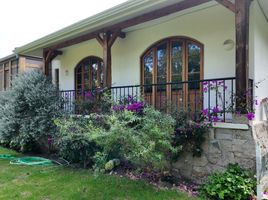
200,163,256,200
74,88,112,115
55,116,100,168
0,71,63,152
91,106,180,172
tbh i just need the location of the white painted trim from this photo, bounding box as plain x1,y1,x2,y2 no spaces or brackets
13,0,216,55
212,122,249,130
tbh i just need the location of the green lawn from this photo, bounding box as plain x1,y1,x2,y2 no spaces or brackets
0,147,199,200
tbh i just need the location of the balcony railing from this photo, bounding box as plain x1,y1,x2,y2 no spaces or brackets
60,77,246,122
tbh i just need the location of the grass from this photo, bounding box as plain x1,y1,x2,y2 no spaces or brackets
0,147,199,200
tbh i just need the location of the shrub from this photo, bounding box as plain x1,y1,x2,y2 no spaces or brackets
172,109,210,157
55,117,100,168
200,163,256,200
91,106,180,172
74,88,112,115
0,71,62,152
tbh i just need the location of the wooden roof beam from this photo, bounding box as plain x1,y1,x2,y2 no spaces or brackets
44,0,210,51
215,0,235,13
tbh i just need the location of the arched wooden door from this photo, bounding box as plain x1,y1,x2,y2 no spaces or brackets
141,37,203,112
75,56,104,92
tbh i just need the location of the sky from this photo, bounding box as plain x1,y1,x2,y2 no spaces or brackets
0,0,127,58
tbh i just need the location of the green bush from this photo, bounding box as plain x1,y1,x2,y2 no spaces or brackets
91,107,180,172
200,163,256,200
0,71,63,152
55,117,100,168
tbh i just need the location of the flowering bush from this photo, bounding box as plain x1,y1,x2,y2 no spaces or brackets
172,109,210,157
75,87,112,115
202,80,257,122
113,95,144,114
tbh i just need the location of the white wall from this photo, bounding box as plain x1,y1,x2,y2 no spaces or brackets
53,39,102,90
112,4,235,86
251,1,268,121
53,4,236,90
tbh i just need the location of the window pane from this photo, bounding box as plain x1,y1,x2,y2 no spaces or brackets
172,41,183,90
75,57,103,91
92,63,98,88
143,51,153,92
0,71,3,91
188,43,201,89
83,63,90,88
4,70,9,89
157,43,167,91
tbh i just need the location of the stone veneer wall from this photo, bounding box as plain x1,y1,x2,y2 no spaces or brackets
173,124,256,183
253,121,268,199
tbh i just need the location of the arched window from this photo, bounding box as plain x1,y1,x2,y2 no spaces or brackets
75,56,103,91
141,37,203,110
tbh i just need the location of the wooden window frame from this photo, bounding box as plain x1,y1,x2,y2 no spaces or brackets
140,36,204,108
74,56,103,92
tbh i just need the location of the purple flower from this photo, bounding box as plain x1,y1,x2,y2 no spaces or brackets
235,111,242,117
85,91,93,99
126,102,144,113
224,85,228,90
202,108,209,116
246,112,255,120
203,87,208,93
212,116,219,122
203,81,208,85
212,106,220,113
217,80,224,85
255,100,258,105
113,105,125,111
127,95,134,103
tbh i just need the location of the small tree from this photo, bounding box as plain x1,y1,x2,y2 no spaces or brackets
0,70,63,152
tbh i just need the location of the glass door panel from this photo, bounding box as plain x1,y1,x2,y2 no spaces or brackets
156,43,167,110
143,51,153,105
187,42,202,116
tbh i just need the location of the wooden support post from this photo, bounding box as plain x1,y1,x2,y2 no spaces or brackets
43,49,63,79
97,30,124,87
235,0,251,113
103,32,112,87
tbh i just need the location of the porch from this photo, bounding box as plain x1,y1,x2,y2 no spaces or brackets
60,77,253,122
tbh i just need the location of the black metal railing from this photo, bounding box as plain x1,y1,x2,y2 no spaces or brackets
60,77,239,122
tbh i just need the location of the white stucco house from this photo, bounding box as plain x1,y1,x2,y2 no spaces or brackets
13,0,268,123
10,0,268,195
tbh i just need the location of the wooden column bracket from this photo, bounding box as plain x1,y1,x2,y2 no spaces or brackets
96,30,126,87
43,49,63,77
215,0,235,13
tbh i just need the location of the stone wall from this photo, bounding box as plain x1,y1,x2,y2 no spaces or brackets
173,124,256,183
253,121,268,199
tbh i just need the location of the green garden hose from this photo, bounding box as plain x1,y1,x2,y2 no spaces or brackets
0,154,16,160
10,157,53,166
